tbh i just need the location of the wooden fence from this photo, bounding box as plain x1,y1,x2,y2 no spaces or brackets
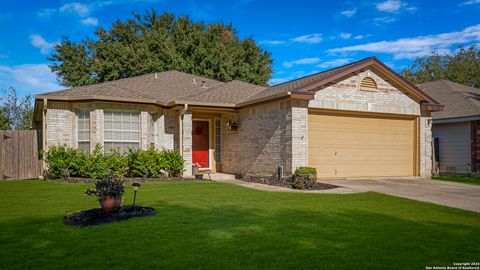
0,130,43,180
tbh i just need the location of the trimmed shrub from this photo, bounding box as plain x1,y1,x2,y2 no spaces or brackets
126,147,165,177
44,144,185,179
81,145,129,179
162,149,185,177
43,145,85,178
289,167,318,190
294,166,317,179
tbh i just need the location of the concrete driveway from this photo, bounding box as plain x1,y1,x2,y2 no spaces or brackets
319,177,480,213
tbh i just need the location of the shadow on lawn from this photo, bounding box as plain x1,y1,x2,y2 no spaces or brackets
0,201,478,270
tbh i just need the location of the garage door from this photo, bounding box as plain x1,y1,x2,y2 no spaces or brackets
308,110,417,178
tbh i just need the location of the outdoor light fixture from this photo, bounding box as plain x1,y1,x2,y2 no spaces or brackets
132,182,141,206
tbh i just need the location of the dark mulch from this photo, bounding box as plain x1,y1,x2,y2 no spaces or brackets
238,174,339,191
57,177,201,183
63,205,156,227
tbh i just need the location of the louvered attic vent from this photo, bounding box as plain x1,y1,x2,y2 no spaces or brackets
360,77,378,91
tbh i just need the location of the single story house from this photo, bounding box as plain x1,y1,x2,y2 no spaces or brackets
418,79,480,175
33,57,442,178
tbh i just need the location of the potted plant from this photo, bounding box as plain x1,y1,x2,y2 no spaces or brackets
85,177,125,212
192,163,203,180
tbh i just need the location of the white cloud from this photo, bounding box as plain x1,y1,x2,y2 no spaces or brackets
291,33,323,44
376,0,416,13
81,17,99,26
376,0,403,12
340,9,357,17
283,58,321,68
372,16,397,24
0,64,62,95
339,32,352,39
327,24,480,59
268,78,290,85
259,40,285,45
30,34,57,55
316,59,352,69
59,2,90,16
462,0,480,4
354,34,369,40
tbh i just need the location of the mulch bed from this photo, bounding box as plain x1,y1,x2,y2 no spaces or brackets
57,177,203,183
238,174,339,191
64,205,156,227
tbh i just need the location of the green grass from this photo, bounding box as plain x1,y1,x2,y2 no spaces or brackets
433,175,480,185
0,181,479,270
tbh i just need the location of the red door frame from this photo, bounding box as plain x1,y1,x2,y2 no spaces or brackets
192,120,210,169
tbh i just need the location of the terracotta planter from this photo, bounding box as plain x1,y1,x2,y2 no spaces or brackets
100,196,122,212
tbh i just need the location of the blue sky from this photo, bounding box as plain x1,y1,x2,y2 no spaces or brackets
0,0,479,97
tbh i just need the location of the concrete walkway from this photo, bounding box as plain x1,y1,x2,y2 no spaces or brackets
213,179,361,194
318,177,480,213
213,176,480,213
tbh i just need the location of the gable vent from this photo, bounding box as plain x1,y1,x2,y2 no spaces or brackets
360,77,378,91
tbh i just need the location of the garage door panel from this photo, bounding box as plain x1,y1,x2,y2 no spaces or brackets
308,112,416,178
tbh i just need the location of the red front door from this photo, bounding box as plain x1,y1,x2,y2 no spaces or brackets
192,120,209,168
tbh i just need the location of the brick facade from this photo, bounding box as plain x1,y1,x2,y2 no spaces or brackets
220,100,294,175
44,68,433,177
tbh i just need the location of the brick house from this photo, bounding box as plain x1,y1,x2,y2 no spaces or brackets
419,80,480,175
33,57,442,178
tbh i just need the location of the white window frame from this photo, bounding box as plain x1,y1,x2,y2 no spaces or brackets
103,111,141,152
77,111,90,154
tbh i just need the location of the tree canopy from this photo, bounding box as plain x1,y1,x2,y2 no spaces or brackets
0,87,33,130
49,9,273,87
401,45,480,88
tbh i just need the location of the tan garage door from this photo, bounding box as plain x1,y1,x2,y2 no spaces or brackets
308,110,417,178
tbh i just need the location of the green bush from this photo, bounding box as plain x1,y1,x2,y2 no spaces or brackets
294,167,317,179
43,145,84,178
44,144,184,179
127,147,165,177
289,167,318,190
162,149,185,177
81,145,129,179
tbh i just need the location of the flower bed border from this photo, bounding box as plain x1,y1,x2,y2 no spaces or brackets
63,205,156,227
237,174,338,191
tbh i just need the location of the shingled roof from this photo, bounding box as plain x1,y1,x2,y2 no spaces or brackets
418,79,480,120
36,57,441,109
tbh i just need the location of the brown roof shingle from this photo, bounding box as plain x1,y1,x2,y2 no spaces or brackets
418,79,480,120
37,57,441,110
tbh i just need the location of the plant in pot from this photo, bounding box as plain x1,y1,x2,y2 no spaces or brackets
85,177,125,212
192,162,203,180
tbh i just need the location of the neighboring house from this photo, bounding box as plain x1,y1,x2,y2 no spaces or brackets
418,80,480,175
33,57,442,178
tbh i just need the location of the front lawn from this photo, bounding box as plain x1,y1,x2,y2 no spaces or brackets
433,175,480,185
0,181,479,270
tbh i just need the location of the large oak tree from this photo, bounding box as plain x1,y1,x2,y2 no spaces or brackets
49,9,273,87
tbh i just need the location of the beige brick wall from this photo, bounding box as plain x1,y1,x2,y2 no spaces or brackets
221,99,293,176
420,115,433,178
182,112,193,176
309,69,420,115
44,101,190,174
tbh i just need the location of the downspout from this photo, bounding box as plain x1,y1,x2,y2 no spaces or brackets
178,104,188,155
